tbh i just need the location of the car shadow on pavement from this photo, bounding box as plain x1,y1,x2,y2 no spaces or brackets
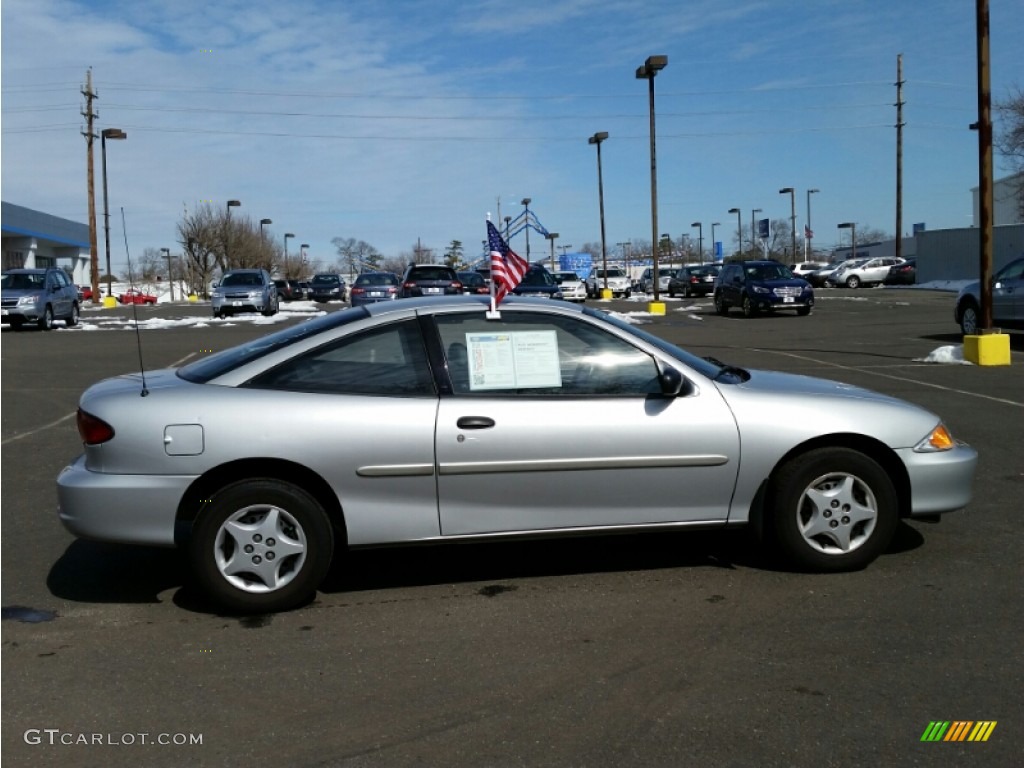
47,540,186,605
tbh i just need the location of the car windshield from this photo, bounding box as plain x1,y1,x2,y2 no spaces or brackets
2,272,45,289
553,272,579,283
746,263,793,280
221,272,262,287
312,274,340,285
178,307,369,383
601,269,624,278
356,273,398,286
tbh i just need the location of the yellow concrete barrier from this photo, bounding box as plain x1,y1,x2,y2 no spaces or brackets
600,288,613,300
963,333,1011,366
648,301,666,316
102,296,117,308
188,294,199,303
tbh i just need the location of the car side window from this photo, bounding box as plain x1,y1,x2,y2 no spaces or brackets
435,311,660,397
245,319,435,396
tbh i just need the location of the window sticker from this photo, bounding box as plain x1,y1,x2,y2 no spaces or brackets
465,331,562,390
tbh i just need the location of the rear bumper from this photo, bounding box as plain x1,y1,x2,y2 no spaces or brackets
56,455,192,547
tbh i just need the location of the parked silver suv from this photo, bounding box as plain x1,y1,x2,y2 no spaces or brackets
211,269,278,318
1,267,80,330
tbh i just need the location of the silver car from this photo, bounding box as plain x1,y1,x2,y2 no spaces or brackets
57,297,977,613
211,269,278,318
954,256,1024,334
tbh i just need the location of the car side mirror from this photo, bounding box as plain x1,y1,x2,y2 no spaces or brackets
657,364,685,397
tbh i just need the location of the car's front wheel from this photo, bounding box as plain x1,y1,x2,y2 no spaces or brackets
66,302,80,327
37,305,54,331
190,479,335,613
714,292,729,315
959,300,979,335
768,448,897,572
741,295,758,317
845,275,861,289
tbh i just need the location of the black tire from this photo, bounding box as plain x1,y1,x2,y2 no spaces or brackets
66,302,79,327
768,448,898,572
682,284,691,298
668,287,675,298
624,289,631,298
190,479,335,613
845,275,860,289
714,292,729,315
796,306,812,316
37,305,54,331
741,295,758,318
959,300,979,335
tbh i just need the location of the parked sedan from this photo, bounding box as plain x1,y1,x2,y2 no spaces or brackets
399,264,463,298
828,257,904,289
954,256,1024,334
57,297,977,613
552,270,587,302
807,259,864,288
118,288,158,305
349,272,400,306
638,267,676,295
308,273,347,303
883,258,917,286
457,271,490,295
668,265,719,298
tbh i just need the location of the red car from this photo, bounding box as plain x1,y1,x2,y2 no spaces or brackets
118,289,157,305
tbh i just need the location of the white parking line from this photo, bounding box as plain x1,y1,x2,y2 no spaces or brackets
754,348,1024,408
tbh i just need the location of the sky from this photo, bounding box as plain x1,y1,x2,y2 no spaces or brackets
2,0,1022,274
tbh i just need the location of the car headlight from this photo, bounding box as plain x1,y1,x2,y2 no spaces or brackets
247,290,262,300
751,285,770,294
914,423,956,452
18,294,42,306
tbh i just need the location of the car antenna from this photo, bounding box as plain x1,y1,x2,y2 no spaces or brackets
120,207,149,397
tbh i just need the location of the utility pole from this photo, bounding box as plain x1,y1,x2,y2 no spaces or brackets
81,69,99,302
895,54,905,262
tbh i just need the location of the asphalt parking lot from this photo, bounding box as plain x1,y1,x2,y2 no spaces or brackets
2,288,1022,767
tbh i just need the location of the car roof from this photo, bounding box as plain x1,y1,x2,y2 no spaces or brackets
3,268,46,274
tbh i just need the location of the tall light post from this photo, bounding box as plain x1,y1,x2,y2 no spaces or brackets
100,128,127,299
711,222,721,262
616,241,631,278
779,187,796,260
588,131,610,295
545,232,559,271
691,222,703,263
636,54,668,305
751,208,762,256
283,232,294,277
260,218,272,239
503,216,511,240
838,222,857,262
805,189,819,260
225,199,241,266
160,247,173,301
728,208,741,257
521,198,532,260
300,244,309,280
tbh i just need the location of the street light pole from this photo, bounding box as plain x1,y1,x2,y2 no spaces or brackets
225,199,241,266
636,55,668,305
838,222,857,262
100,128,126,300
589,131,610,294
283,233,294,277
160,247,173,301
728,208,741,257
521,198,532,260
691,222,702,263
779,187,796,260
545,232,559,272
710,222,721,262
806,189,819,260
751,208,762,256
300,244,309,280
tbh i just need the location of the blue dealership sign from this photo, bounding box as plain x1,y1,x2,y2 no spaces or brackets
758,218,770,240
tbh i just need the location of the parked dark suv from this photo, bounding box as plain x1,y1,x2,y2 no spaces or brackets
399,264,463,298
714,260,814,317
1,267,81,330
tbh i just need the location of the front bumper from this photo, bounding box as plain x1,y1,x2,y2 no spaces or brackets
56,455,193,547
1,305,42,323
897,442,978,516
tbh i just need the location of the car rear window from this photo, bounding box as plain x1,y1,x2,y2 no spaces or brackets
409,267,457,281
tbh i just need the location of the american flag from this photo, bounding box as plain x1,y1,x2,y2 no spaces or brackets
487,220,529,304
805,224,814,239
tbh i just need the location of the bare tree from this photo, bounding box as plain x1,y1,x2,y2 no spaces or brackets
176,203,278,289
331,237,383,276
995,85,1024,218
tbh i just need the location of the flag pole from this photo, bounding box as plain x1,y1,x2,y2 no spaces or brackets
485,214,501,319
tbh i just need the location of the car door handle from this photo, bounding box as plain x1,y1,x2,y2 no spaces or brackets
456,416,495,430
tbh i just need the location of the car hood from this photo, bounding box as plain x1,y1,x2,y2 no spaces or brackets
753,278,810,289
957,281,980,300
714,368,939,448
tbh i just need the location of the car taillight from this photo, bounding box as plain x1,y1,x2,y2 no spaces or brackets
452,281,463,291
77,409,114,445
387,287,397,294
403,281,416,289
351,287,364,295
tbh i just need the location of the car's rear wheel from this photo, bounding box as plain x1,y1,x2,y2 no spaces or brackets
37,305,54,331
66,303,80,327
190,479,334,614
741,295,758,317
769,448,897,572
714,292,729,315
845,275,861,289
959,300,979,335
